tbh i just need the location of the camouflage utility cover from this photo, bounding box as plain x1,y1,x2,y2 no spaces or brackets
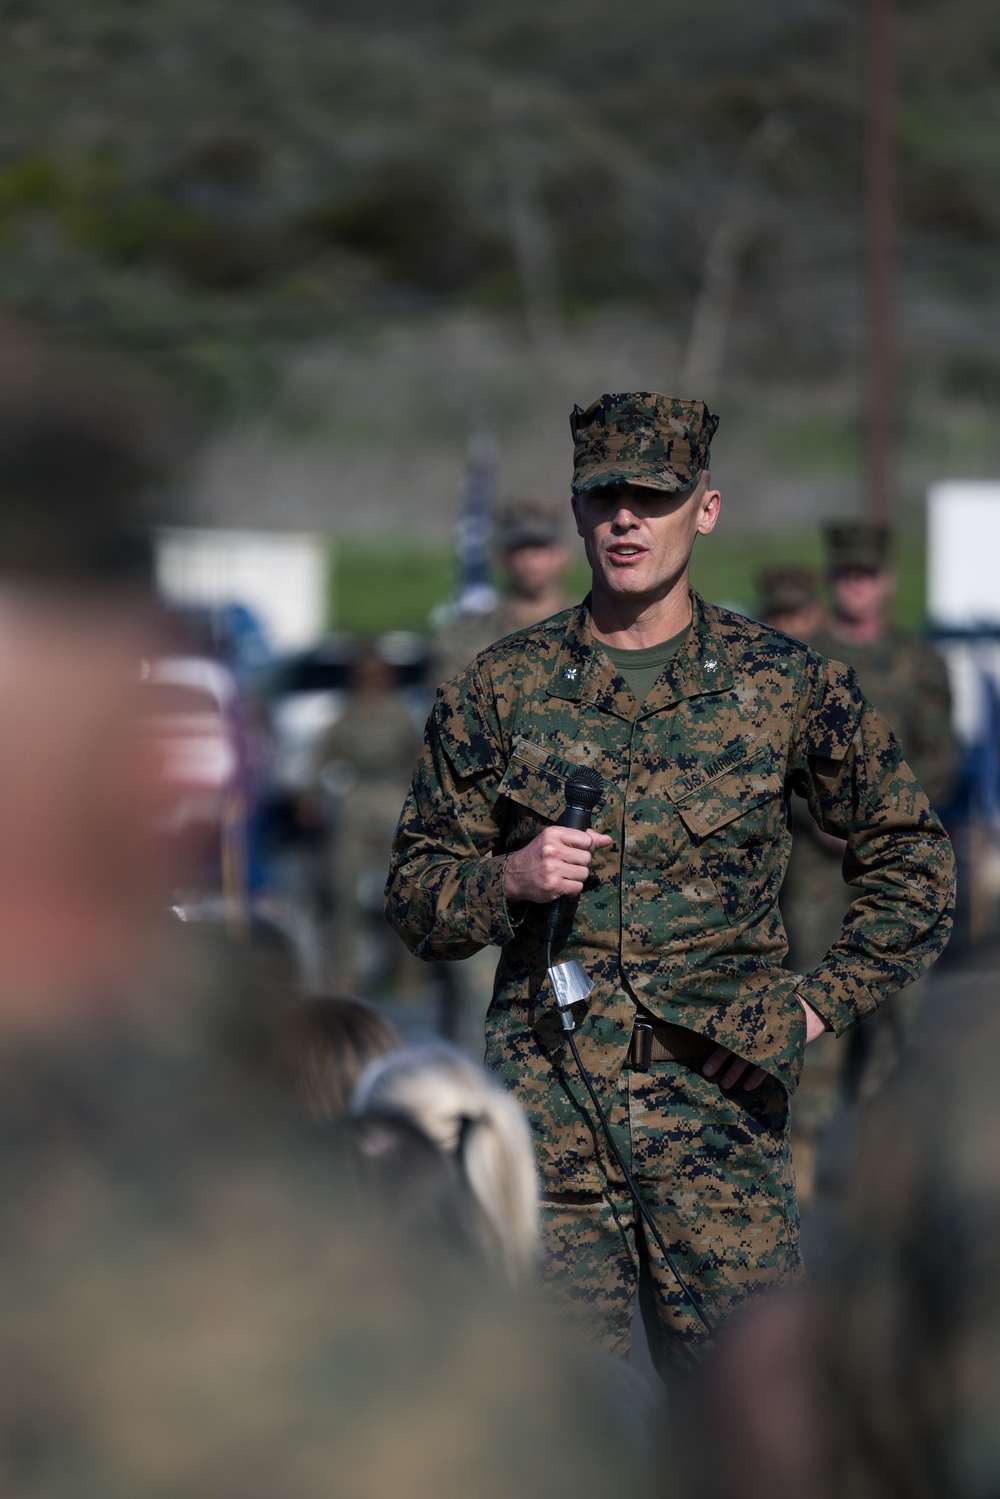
494,497,564,551
823,521,891,574
757,564,818,617
386,593,955,1195
570,392,719,495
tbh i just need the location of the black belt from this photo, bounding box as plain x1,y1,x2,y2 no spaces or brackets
625,1020,713,1071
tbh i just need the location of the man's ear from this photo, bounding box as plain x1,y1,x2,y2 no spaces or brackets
695,485,722,537
570,494,584,538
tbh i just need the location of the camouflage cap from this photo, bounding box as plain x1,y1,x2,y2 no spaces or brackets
570,391,719,496
823,521,891,574
494,497,563,551
756,564,818,617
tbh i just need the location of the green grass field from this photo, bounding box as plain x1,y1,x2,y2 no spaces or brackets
331,531,927,635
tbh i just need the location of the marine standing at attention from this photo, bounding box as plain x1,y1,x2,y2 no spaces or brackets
431,497,573,1051
780,522,959,1199
386,392,955,1370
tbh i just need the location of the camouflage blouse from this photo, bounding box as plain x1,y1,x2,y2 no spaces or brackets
387,593,955,1097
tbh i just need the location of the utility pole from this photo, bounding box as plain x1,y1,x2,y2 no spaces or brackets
866,0,895,523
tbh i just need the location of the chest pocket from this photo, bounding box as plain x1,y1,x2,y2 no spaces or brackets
667,750,785,924
497,736,609,846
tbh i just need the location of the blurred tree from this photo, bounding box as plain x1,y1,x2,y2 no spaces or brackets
0,0,995,411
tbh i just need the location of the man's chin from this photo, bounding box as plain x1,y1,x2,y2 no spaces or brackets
600,571,664,601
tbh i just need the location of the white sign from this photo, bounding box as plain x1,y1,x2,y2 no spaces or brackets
156,528,330,652
928,482,1000,629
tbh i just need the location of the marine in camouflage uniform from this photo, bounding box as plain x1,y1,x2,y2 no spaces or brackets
432,500,573,1052
387,392,955,1370
311,645,422,993
755,563,844,1204
755,565,823,646
782,524,959,1202
431,498,573,689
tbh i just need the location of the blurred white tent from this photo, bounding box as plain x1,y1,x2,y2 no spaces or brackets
156,528,330,653
928,482,1000,631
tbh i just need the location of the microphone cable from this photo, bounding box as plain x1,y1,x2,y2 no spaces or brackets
543,767,713,1338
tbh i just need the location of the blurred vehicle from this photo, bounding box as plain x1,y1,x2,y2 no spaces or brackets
139,655,262,929
165,601,274,676
155,526,329,661
264,633,356,794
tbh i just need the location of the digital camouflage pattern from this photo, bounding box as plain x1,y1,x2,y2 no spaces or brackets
431,598,545,693
431,600,564,1050
570,392,719,495
823,947,1000,1499
808,625,957,810
387,592,956,1354
540,1048,800,1365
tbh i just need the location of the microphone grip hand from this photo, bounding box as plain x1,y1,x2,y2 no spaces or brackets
503,826,613,906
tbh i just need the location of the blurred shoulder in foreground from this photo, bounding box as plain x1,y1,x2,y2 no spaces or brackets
0,338,648,1499
823,941,1000,1499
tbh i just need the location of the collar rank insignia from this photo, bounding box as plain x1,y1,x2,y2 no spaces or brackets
704,658,718,672
564,666,578,680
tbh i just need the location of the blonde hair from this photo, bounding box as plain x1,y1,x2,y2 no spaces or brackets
353,1044,540,1284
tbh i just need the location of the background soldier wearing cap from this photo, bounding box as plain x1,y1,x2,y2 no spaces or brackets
432,497,573,1053
782,522,959,1203
756,562,841,1207
756,565,823,645
813,522,957,810
432,497,573,688
387,390,954,1370
309,643,422,993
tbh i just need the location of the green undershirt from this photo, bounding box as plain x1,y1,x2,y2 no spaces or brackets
600,626,690,704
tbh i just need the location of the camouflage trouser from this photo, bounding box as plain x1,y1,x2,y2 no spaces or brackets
537,1055,802,1372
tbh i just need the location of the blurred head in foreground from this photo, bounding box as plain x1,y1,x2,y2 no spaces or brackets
0,342,646,1499
354,1043,540,1284
0,340,178,1026
335,1110,486,1265
0,1021,636,1499
280,995,402,1122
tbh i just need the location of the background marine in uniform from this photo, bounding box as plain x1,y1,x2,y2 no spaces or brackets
781,522,959,1203
310,644,422,993
432,496,573,1052
431,497,573,689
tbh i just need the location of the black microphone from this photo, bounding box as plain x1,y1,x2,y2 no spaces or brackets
544,766,604,951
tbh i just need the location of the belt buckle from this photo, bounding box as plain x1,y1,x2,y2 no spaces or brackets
632,1021,653,1072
